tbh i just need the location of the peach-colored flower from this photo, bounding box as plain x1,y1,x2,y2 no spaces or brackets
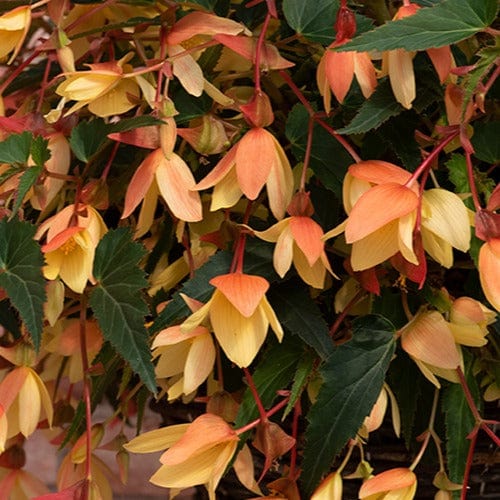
359,467,417,499
311,471,343,500
0,366,53,452
55,55,140,117
196,127,294,220
181,273,283,367
317,40,377,111
125,413,239,500
252,216,335,288
478,238,500,312
382,3,453,109
400,310,462,388
36,204,107,293
152,322,215,401
0,6,31,64
324,161,470,272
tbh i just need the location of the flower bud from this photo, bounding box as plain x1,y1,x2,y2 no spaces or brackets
240,90,274,128
335,5,356,41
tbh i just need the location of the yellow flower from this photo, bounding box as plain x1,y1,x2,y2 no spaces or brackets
152,324,215,401
359,468,417,499
0,6,31,64
36,204,107,293
125,413,239,500
448,296,496,347
0,366,53,453
311,471,343,500
196,127,294,220
181,273,283,367
55,55,140,117
252,216,335,288
400,310,461,388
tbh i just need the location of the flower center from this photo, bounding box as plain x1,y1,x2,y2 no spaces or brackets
60,237,77,255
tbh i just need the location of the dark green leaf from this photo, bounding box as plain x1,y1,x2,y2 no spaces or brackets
302,315,396,495
285,104,352,196
442,351,480,483
70,119,110,162
0,218,45,350
336,79,403,135
151,239,276,332
0,299,21,339
446,154,470,193
10,166,42,217
471,121,500,163
338,0,499,53
89,228,156,392
108,115,165,134
0,166,23,186
268,283,333,360
30,136,51,168
234,336,304,430
283,353,315,420
0,132,32,164
174,87,213,125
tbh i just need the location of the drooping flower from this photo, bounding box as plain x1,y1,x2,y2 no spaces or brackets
0,6,31,64
35,204,107,293
125,413,239,500
55,54,140,117
359,467,417,499
400,310,462,388
181,273,283,367
196,127,294,220
478,238,500,312
311,471,343,500
382,3,453,109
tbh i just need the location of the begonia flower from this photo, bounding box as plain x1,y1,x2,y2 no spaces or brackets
35,204,107,293
382,3,453,109
359,467,417,499
196,127,294,220
181,273,283,367
311,471,343,500
125,413,239,500
0,6,31,64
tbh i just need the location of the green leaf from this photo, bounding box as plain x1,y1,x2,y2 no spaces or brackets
268,283,333,360
10,166,42,217
0,299,21,339
442,351,480,484
471,121,500,163
234,336,304,430
151,239,276,332
89,228,156,392
174,87,213,125
0,166,23,186
0,132,32,164
30,135,51,168
0,218,45,350
337,79,403,135
283,353,315,420
283,0,339,44
108,115,165,134
302,315,396,495
285,104,352,196
338,0,499,53
446,154,470,193
69,119,110,162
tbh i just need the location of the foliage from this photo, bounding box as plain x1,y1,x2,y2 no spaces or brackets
0,0,498,498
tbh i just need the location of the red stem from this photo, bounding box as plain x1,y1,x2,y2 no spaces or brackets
299,117,315,191
236,396,290,435
482,62,500,96
329,289,365,338
254,12,272,91
101,142,119,181
461,428,478,500
79,294,92,480
243,367,268,422
0,49,44,95
288,400,301,478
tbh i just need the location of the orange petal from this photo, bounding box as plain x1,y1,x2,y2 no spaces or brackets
0,366,29,415
348,161,412,185
359,468,416,498
235,128,275,200
400,311,461,369
289,216,324,266
479,239,500,311
210,273,269,317
325,49,354,104
108,126,160,149
427,46,452,83
353,51,377,99
41,226,84,253
122,148,159,218
345,183,418,243
196,146,236,190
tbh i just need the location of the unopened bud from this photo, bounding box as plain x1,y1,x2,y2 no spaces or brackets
287,191,314,217
80,179,109,210
334,5,356,41
240,90,274,128
177,115,229,155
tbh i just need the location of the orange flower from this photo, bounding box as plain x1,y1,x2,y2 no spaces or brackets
478,238,500,312
0,6,31,64
55,54,140,117
196,127,294,220
359,467,417,499
317,40,377,111
382,3,453,109
252,216,335,288
36,204,107,293
181,273,283,367
125,413,239,500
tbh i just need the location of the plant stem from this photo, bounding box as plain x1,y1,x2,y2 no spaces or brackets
243,367,268,422
236,396,290,435
254,12,272,91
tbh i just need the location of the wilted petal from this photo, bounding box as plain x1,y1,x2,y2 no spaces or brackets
400,311,461,369
210,273,269,318
345,183,418,243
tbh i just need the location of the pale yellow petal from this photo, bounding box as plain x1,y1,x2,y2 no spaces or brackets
181,298,213,333
211,167,243,211
293,245,326,289
421,228,453,268
183,334,215,394
449,323,487,347
398,212,418,264
18,371,41,437
260,296,283,342
273,225,294,278
233,444,262,496
171,48,204,97
387,49,415,109
88,78,139,117
135,179,159,238
57,73,118,101
154,343,190,379
124,424,190,453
